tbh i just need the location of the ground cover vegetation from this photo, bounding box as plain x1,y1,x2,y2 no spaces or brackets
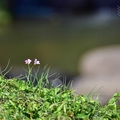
0,59,120,120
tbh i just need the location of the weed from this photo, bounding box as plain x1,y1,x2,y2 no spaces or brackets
0,59,120,119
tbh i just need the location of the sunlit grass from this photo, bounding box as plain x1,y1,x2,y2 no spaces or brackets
0,61,120,120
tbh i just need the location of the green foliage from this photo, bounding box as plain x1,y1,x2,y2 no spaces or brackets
0,66,120,119
0,9,12,26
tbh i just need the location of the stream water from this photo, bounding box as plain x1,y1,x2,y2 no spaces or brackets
0,13,120,78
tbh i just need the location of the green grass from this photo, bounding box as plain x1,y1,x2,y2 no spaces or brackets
0,66,120,120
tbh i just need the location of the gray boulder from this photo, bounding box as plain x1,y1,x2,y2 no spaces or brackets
73,45,120,105
78,45,120,76
72,75,120,105
5,66,63,87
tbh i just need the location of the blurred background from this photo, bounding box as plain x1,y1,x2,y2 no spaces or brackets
0,0,120,81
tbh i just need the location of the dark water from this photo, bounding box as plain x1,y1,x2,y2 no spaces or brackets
0,14,120,77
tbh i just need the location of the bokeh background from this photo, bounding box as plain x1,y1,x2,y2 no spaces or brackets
0,0,120,81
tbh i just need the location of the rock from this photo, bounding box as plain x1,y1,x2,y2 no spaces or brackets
72,75,120,105
73,45,120,105
5,66,63,87
78,45,120,76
